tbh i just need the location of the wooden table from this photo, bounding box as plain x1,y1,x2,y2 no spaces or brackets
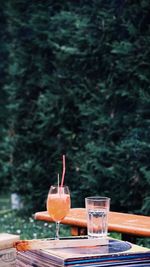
34,208,150,242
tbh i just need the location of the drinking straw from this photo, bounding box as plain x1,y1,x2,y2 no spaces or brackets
60,155,66,187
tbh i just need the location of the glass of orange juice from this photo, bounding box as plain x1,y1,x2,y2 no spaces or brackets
46,185,71,239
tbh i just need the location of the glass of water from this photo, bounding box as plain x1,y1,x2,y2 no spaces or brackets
85,196,110,239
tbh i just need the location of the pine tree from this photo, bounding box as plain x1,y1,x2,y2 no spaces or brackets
4,0,150,214
0,3,12,190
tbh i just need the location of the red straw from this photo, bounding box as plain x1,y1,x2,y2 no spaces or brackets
61,155,66,187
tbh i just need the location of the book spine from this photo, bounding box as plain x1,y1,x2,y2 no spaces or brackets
16,259,31,267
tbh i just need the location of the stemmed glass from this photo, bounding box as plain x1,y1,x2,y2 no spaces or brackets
46,185,71,239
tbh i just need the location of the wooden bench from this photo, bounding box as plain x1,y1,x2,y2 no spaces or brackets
34,208,150,242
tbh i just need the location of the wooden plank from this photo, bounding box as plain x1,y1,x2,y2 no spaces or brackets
14,237,109,251
0,233,20,250
34,208,150,238
70,226,87,236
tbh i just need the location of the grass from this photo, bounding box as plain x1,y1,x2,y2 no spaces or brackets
0,210,70,239
0,193,70,239
0,193,11,210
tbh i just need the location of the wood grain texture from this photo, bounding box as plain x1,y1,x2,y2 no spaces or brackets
34,208,150,237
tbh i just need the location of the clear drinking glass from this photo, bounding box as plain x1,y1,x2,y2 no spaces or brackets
46,185,71,239
85,196,110,239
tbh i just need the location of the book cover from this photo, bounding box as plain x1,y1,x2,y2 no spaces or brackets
0,233,20,267
0,247,16,267
16,238,150,267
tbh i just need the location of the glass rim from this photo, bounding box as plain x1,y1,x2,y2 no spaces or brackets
50,185,69,188
85,196,110,201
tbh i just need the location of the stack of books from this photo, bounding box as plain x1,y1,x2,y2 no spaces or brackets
16,237,150,267
0,233,20,267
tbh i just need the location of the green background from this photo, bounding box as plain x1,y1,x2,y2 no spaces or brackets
0,0,150,215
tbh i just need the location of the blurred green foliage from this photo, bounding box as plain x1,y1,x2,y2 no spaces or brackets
0,210,69,240
0,0,150,215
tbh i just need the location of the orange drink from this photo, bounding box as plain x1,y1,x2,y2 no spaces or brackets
46,185,70,239
47,193,70,222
